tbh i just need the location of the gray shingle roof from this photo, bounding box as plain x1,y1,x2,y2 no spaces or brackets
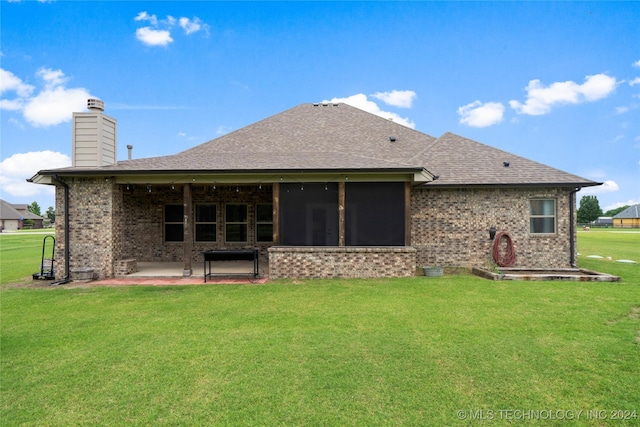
36,103,599,187
0,199,38,220
613,204,640,219
415,132,597,187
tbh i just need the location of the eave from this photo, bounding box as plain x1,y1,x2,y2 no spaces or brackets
30,167,434,186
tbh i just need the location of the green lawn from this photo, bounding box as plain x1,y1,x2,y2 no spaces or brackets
0,230,55,284
1,229,639,425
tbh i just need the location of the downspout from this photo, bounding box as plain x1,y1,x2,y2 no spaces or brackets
569,187,580,268
50,175,71,285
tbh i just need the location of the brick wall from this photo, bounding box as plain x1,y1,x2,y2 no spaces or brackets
121,184,273,266
55,177,121,279
54,180,576,280
411,187,576,268
269,246,417,279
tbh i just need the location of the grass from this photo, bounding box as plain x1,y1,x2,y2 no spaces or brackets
0,230,54,284
1,229,639,425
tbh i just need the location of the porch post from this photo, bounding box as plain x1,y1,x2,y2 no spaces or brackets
183,183,193,276
339,181,345,246
405,182,411,246
273,183,279,245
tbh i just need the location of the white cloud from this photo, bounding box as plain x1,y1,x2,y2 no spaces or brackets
509,73,617,115
370,90,416,108
615,106,629,114
580,180,619,195
0,67,92,127
457,100,505,128
629,77,640,86
134,12,207,46
136,27,173,47
0,151,71,198
0,68,34,98
633,59,640,68
179,17,202,35
23,86,91,127
37,68,66,88
135,11,158,25
323,94,416,128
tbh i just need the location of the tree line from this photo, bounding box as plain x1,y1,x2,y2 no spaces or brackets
577,195,629,224
26,201,56,222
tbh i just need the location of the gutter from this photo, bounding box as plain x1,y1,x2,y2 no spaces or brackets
50,175,71,286
569,187,580,268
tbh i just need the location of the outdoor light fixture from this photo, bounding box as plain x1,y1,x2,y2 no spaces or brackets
147,185,152,193
489,225,497,240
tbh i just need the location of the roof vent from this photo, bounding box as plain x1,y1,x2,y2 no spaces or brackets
503,161,510,167
389,136,397,142
87,98,104,112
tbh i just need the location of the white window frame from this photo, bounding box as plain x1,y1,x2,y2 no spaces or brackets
529,199,556,234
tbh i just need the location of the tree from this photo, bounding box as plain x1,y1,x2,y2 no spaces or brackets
604,205,629,217
28,201,41,216
577,195,602,224
45,206,56,222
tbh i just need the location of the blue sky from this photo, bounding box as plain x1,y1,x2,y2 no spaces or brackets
1,1,639,213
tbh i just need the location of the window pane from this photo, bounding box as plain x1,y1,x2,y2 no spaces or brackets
530,200,554,216
165,224,184,242
257,224,273,242
530,218,555,233
279,183,339,246
226,204,247,222
256,204,273,222
196,205,216,222
165,205,183,222
196,224,216,242
226,224,247,242
345,182,405,246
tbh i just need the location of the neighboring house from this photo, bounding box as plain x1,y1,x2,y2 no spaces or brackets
30,100,600,280
10,204,44,229
0,199,44,231
591,217,613,227
613,204,640,228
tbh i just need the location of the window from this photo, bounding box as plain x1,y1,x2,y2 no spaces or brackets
256,204,273,242
530,199,555,234
164,205,184,242
345,182,405,246
226,204,248,242
195,204,217,242
279,183,339,246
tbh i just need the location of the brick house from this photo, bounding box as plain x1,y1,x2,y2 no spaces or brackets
30,100,600,280
0,199,44,231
